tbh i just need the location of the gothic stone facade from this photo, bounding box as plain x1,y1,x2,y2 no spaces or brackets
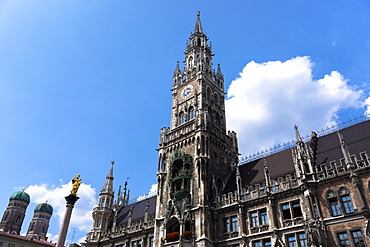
84,14,370,247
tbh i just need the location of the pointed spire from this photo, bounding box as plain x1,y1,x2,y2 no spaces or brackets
102,160,114,193
263,159,271,189
217,63,222,75
337,131,353,169
194,11,203,34
175,61,180,73
294,125,303,144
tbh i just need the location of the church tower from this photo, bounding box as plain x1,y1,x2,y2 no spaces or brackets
26,202,53,239
0,190,30,234
155,12,239,247
91,161,115,233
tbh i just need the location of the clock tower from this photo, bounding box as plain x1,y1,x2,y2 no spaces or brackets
154,12,239,247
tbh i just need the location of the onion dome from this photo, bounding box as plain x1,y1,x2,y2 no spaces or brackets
34,202,53,215
9,190,30,204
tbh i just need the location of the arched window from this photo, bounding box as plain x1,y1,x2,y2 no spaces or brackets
16,215,21,223
189,107,195,120
101,198,105,207
3,211,9,221
206,87,211,98
339,187,354,213
208,108,213,124
327,190,341,216
96,219,102,227
179,112,185,125
214,93,219,105
166,217,180,234
30,222,35,231
42,226,45,233
215,112,220,127
188,56,193,67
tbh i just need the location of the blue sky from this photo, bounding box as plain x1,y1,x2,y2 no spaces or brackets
0,0,369,244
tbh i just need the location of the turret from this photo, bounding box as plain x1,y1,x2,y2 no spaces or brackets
0,190,30,234
91,161,115,232
26,202,53,239
292,125,314,181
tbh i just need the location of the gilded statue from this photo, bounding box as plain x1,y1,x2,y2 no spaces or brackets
71,174,82,196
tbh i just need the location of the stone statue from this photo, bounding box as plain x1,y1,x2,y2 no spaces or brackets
71,174,82,196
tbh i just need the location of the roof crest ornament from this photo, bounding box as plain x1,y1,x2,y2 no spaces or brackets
194,11,203,34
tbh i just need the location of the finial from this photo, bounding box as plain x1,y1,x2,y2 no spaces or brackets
194,11,203,34
217,63,222,75
263,159,268,170
111,159,115,166
294,124,303,144
175,61,180,73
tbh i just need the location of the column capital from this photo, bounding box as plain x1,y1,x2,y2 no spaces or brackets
65,195,80,205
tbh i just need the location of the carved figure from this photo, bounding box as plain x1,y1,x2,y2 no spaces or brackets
71,174,82,196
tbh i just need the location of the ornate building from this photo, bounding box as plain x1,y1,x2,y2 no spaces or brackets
84,13,370,247
0,191,54,247
0,190,30,235
26,202,53,240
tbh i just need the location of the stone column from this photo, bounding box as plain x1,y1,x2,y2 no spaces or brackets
56,195,79,247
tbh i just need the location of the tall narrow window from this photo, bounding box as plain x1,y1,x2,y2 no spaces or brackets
179,112,185,125
251,212,259,227
282,203,292,220
231,216,238,231
329,198,342,216
149,237,154,247
338,232,350,247
287,235,297,247
3,212,9,221
189,107,195,120
339,188,354,213
341,195,354,213
298,233,308,247
292,201,302,217
260,209,268,225
30,222,35,231
96,219,102,228
224,218,230,233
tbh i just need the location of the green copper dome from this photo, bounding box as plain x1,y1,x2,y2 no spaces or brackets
9,191,30,204
34,202,53,215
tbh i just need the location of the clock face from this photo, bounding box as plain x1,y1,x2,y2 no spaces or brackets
181,85,193,99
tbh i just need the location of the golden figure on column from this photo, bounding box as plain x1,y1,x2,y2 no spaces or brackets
71,174,82,196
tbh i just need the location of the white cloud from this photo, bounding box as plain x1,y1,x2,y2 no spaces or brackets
365,93,370,115
137,184,157,201
225,56,364,157
25,182,96,242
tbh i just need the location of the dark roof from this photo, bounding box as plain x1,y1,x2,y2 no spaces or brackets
116,196,156,226
0,231,55,246
223,119,370,193
315,119,370,168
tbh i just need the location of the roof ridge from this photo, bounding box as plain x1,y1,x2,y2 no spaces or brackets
239,113,370,165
